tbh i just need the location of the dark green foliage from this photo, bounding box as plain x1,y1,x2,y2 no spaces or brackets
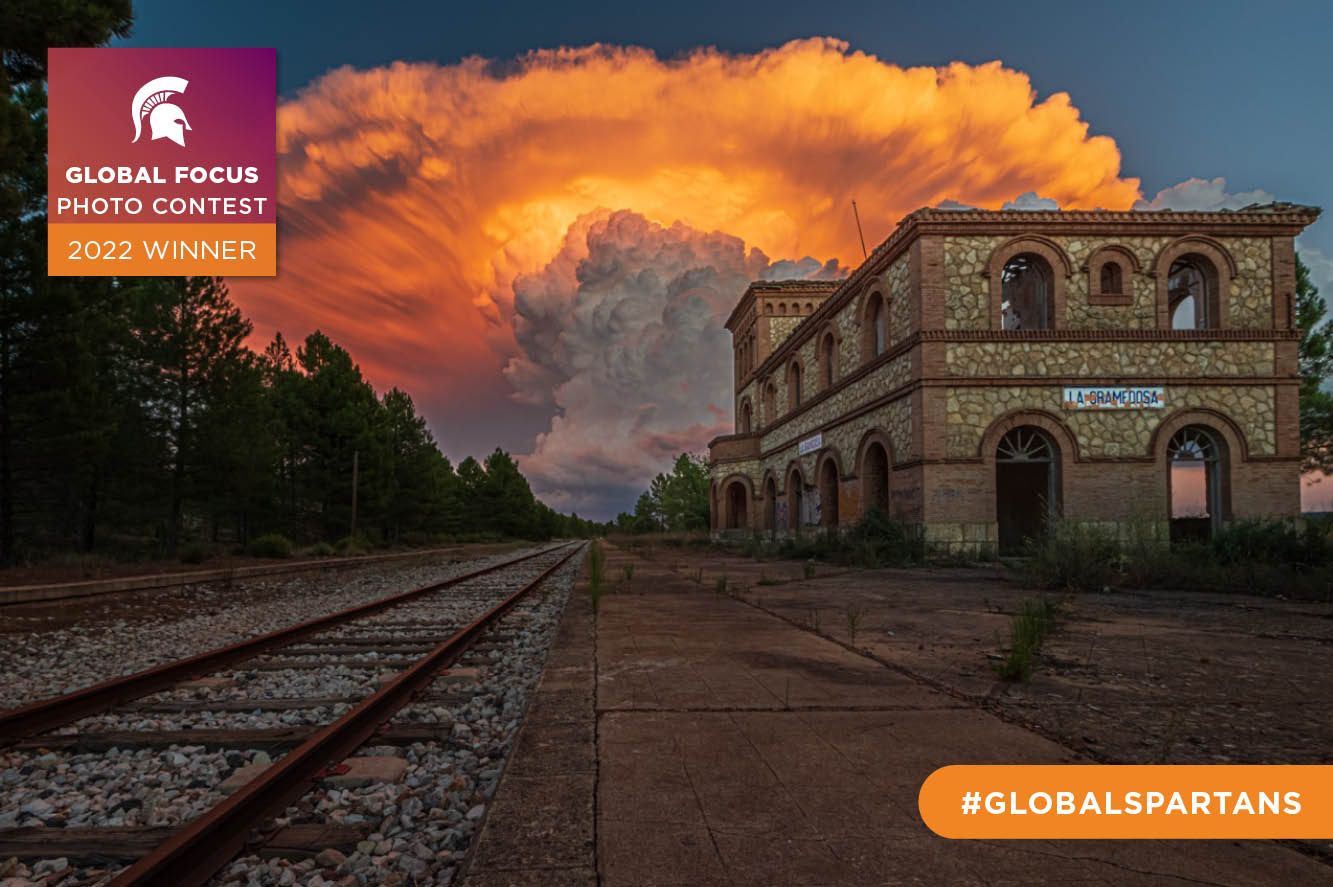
1024,521,1123,592
1296,255,1333,473
246,533,292,559
1024,518,1332,599
0,3,602,566
998,597,1058,682
768,511,926,568
586,541,605,609
1210,517,1329,567
614,454,709,533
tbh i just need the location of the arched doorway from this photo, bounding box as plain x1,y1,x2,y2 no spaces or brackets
787,468,804,531
995,426,1059,555
861,440,890,515
819,458,839,527
1168,425,1225,542
724,480,748,530
763,475,778,533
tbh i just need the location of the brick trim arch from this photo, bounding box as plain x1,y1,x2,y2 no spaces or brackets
814,446,847,481
984,236,1073,330
854,429,895,518
786,359,804,412
977,408,1081,463
1153,236,1237,329
784,461,807,530
760,467,781,497
857,282,891,363
737,396,753,434
816,321,842,390
718,473,755,530
1151,408,1239,527
1148,407,1250,463
853,429,897,476
1087,244,1141,306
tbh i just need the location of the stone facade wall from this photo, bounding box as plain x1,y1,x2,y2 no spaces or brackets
944,384,1277,458
761,351,914,457
941,234,1275,330
769,315,803,349
942,237,992,330
1226,238,1275,327
944,340,1275,378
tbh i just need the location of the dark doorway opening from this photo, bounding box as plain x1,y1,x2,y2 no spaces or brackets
862,442,889,515
763,477,777,533
819,459,839,527
995,427,1058,555
725,482,747,529
787,470,803,531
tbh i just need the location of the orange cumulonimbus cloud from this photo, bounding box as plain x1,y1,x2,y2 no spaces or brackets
228,37,1141,477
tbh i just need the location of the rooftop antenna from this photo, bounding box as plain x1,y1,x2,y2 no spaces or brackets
851,199,868,260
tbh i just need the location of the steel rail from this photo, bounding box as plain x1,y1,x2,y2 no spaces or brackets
109,541,585,886
0,542,577,743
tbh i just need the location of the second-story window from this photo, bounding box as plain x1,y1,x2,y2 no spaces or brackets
763,381,777,423
1001,253,1053,330
1168,256,1217,329
862,292,887,360
820,333,836,388
739,399,752,433
1099,262,1123,295
788,361,803,411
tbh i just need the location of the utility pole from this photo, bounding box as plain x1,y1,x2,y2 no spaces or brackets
852,199,868,259
350,449,359,540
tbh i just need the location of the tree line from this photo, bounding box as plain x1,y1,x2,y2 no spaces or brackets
612,453,711,534
0,4,597,563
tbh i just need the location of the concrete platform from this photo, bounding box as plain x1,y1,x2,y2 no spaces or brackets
468,545,1328,886
592,545,1327,887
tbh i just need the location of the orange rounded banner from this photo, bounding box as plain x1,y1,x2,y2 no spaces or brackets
919,765,1333,839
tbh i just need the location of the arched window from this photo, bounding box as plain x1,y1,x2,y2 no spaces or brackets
805,302,814,313
1001,254,1053,330
1099,262,1123,296
765,302,774,315
1168,425,1226,541
1168,256,1218,330
763,382,777,423
863,292,887,360
995,426,1060,555
739,399,752,434
777,302,787,315
788,361,803,411
820,333,836,388
763,475,778,533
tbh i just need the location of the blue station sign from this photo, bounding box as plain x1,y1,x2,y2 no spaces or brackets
1062,386,1166,410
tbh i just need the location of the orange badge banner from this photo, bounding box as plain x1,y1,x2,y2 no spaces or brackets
919,765,1333,839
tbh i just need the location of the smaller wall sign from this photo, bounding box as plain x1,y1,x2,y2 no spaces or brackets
798,433,823,456
1062,387,1166,410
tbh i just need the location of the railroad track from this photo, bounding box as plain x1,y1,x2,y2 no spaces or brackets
0,541,586,885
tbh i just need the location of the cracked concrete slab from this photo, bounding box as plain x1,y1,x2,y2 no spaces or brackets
595,543,1330,886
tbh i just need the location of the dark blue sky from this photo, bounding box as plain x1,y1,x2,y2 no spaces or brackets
122,0,1332,257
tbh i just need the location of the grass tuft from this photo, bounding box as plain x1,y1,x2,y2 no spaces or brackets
998,596,1058,682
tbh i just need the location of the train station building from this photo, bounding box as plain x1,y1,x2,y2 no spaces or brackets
707,204,1321,554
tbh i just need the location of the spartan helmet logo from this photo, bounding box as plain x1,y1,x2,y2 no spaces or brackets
131,76,191,147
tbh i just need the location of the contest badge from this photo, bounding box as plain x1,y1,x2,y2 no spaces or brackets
47,47,276,276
